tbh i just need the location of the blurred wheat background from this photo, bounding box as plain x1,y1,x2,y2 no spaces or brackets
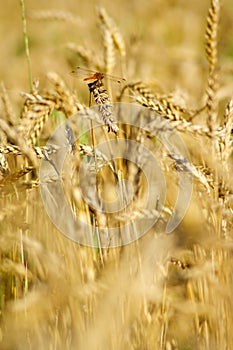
0,0,233,349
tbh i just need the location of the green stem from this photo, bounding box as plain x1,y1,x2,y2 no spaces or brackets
20,0,33,90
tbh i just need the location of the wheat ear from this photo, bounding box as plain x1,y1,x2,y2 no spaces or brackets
0,82,16,126
205,0,221,132
219,98,233,161
29,9,81,24
98,6,126,58
66,43,102,70
0,118,38,169
87,80,119,134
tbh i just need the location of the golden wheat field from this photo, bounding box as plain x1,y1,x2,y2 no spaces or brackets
0,0,233,349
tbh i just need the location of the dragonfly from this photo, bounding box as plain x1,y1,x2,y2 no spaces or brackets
71,66,126,84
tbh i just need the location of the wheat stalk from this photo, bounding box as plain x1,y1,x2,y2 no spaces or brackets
20,0,33,90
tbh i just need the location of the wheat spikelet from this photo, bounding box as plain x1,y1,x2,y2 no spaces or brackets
0,166,34,185
18,74,82,146
217,97,233,161
15,179,39,190
29,9,81,25
55,139,116,182
0,82,16,126
74,107,103,125
29,113,50,145
98,6,126,58
127,83,196,121
79,143,115,172
23,106,51,145
0,118,38,168
162,119,217,138
0,141,113,174
0,144,23,156
168,153,212,194
20,90,54,145
0,128,7,145
0,144,59,161
206,71,219,132
169,257,192,270
124,81,156,100
19,78,55,146
66,43,103,71
136,95,180,121
205,0,221,132
136,95,216,138
205,0,220,72
223,97,233,131
46,71,81,116
0,153,9,174
116,206,171,222
102,27,116,74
